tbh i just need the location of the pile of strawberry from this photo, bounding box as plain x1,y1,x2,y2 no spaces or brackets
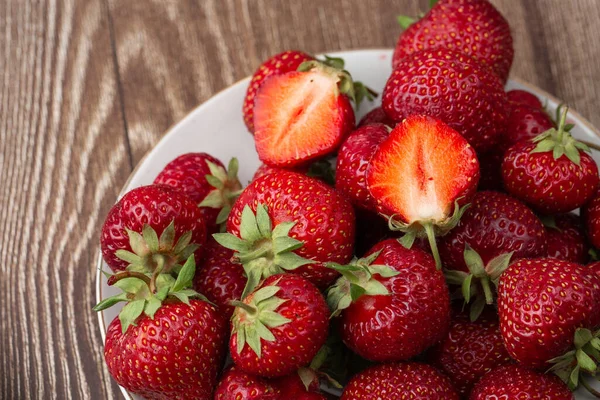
95,0,600,399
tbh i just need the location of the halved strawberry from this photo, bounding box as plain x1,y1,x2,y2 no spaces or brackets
366,115,480,268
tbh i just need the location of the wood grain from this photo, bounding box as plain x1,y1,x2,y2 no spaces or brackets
1,0,600,398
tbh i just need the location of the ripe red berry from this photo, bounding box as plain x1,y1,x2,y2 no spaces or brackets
214,366,280,400
545,213,590,264
357,106,395,128
506,89,543,109
583,188,600,248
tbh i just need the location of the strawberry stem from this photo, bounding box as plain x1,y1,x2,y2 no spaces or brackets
423,222,442,270
579,139,600,153
481,276,494,305
107,271,152,288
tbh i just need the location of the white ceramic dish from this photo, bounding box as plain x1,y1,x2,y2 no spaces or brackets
96,49,600,399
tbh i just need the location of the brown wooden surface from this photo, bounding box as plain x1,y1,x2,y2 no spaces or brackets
1,0,599,398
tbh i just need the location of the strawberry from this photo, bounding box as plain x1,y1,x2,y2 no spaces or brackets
470,364,574,400
502,107,599,214
428,309,512,396
335,123,389,211
214,366,280,400
215,171,355,293
154,153,242,232
545,213,590,264
243,50,314,133
341,363,459,400
95,255,228,400
192,238,246,318
272,373,328,400
501,104,556,152
498,258,600,391
366,115,480,268
384,48,508,152
327,239,451,362
253,160,336,186
100,184,207,273
507,89,544,109
229,274,329,378
583,188,600,248
393,0,514,83
357,106,395,128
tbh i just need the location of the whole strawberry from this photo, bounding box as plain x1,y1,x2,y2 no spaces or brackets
100,184,206,273
328,239,451,362
229,274,329,378
470,365,574,400
341,363,459,400
428,309,512,396
335,123,389,211
507,89,544,109
252,160,336,186
502,107,599,214
273,373,328,400
214,366,280,400
154,153,241,232
583,188,600,248
501,104,555,153
383,48,508,152
545,213,589,264
393,0,514,83
216,171,355,293
243,50,314,133
367,115,480,268
192,238,246,318
357,106,395,128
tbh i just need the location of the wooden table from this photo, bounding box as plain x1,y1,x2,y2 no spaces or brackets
1,0,599,398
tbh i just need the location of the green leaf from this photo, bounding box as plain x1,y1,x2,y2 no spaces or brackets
398,232,416,249
236,326,246,354
256,204,272,239
127,229,148,256
227,158,239,180
590,338,600,351
213,233,250,252
569,365,580,389
575,328,594,349
158,221,176,250
321,55,345,70
273,236,304,254
172,254,196,292
93,293,129,311
368,264,400,278
470,295,486,322
205,174,224,190
260,311,291,328
553,145,565,160
240,206,262,242
486,252,514,283
206,160,228,183
429,0,439,7
155,284,170,301
577,349,597,373
119,299,146,333
172,292,190,305
242,268,263,299
275,251,312,270
272,221,295,238
349,283,366,301
462,274,473,303
254,320,276,342
245,325,262,358
142,224,160,253
397,15,415,29
364,280,390,296
444,270,468,286
115,250,142,265
463,245,485,277
111,276,146,294
173,230,193,254
198,190,224,208
252,286,280,304
144,296,162,319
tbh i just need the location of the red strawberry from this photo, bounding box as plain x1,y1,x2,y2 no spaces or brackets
507,89,544,109
335,123,389,211
477,150,505,191
229,274,329,378
583,188,600,248
100,184,207,273
214,366,280,400
545,213,590,264
393,0,514,83
498,258,600,390
243,50,314,133
428,309,512,396
357,106,395,128
216,171,355,293
367,115,480,268
154,153,242,232
501,104,556,152
253,66,356,167
253,160,336,186
384,48,509,152
341,363,459,400
192,238,246,318
272,373,328,400
470,365,574,400
327,239,451,362
502,107,599,214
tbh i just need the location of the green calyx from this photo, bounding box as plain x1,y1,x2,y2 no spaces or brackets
530,105,590,166
396,1,436,29
305,158,336,186
297,344,343,391
231,284,291,358
445,245,513,321
388,200,471,270
326,250,400,317
548,328,600,395
198,158,243,230
213,204,312,299
297,56,377,108
94,254,209,334
116,220,199,276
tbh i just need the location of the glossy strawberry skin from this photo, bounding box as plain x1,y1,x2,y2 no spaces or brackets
392,0,513,83
104,299,228,400
100,185,207,272
243,50,314,133
469,364,574,400
192,238,246,318
498,258,600,369
428,310,512,396
357,106,396,128
341,363,459,400
227,172,355,288
272,373,328,400
507,89,543,109
383,48,508,152
439,191,546,272
546,213,589,264
501,105,555,153
340,239,451,362
583,188,600,248
335,123,389,211
154,152,224,231
230,274,329,377
252,163,306,182
214,366,280,400
502,141,600,214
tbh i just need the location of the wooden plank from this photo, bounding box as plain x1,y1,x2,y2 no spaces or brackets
0,0,129,398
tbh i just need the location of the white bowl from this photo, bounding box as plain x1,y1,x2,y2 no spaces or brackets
95,49,600,400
